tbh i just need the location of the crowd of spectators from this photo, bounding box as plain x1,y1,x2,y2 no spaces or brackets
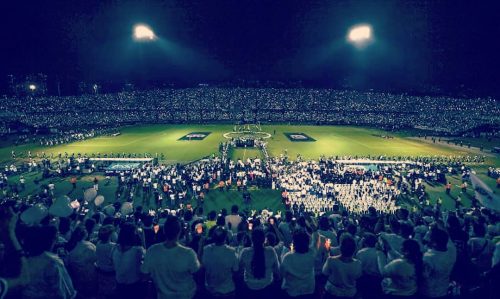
486,168,500,189
1,88,498,134
1,145,498,299
0,184,499,299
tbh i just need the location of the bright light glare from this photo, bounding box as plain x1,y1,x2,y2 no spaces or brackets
28,84,36,91
134,24,156,41
348,25,372,42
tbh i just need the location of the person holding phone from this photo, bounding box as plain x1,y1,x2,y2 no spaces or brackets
280,230,317,298
322,234,362,299
377,238,422,298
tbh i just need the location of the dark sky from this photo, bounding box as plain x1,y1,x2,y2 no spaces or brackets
0,0,499,95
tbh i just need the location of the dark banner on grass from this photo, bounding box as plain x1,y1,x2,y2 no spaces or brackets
284,132,316,142
178,132,211,141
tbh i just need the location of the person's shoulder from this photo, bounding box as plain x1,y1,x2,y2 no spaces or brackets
223,244,237,253
423,248,436,259
45,252,65,267
356,247,369,256
146,243,164,254
388,258,407,267
240,247,252,256
84,240,97,250
326,255,339,262
204,243,215,251
264,246,277,254
282,250,293,261
352,258,362,266
177,243,197,254
132,245,145,252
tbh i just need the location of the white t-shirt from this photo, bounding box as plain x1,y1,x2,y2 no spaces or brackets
380,232,404,256
239,246,279,290
493,242,500,267
322,256,362,297
278,222,293,245
356,247,380,277
67,241,97,291
225,214,242,233
112,246,145,284
280,250,316,296
141,243,200,299
23,252,76,299
378,253,417,296
202,244,238,295
468,237,495,270
95,242,116,272
421,248,456,298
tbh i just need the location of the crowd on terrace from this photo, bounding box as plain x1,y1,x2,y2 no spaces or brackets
1,88,498,134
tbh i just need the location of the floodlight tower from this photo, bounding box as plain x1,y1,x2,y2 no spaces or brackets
132,23,158,89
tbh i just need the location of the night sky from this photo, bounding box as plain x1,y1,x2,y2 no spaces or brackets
1,0,499,95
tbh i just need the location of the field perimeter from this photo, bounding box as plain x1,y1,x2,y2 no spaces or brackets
0,124,488,164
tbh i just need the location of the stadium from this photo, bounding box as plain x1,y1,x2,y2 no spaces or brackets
0,1,499,299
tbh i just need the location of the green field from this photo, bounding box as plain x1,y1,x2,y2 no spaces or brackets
2,124,499,213
0,124,488,163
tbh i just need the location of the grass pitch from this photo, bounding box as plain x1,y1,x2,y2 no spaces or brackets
0,124,486,163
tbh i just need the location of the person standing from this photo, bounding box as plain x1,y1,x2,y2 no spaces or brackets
112,223,146,299
356,233,382,299
70,176,77,190
280,230,317,298
66,226,97,298
239,228,280,298
93,177,99,191
142,215,200,299
19,176,25,191
322,234,362,299
95,225,117,298
421,228,456,299
202,227,238,298
22,225,77,299
377,239,422,298
445,182,451,195
225,205,242,233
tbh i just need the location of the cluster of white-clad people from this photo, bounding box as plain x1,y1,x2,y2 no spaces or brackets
273,159,400,215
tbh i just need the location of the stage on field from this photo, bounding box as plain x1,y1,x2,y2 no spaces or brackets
284,132,316,142
105,162,142,172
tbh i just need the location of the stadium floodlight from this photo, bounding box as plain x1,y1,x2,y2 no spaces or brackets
347,24,373,47
28,84,36,91
133,24,156,41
